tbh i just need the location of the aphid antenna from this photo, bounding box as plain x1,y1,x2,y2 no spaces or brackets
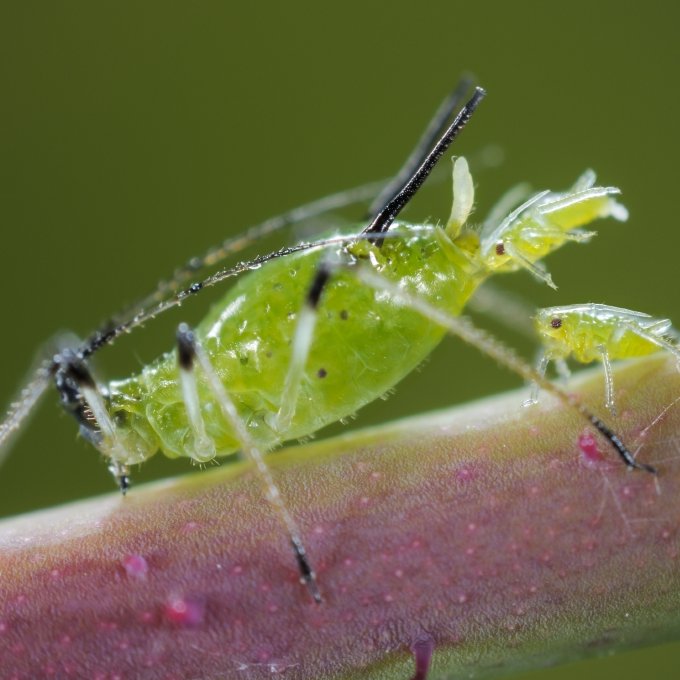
110,177,391,333
362,86,486,238
622,321,680,363
77,230,411,361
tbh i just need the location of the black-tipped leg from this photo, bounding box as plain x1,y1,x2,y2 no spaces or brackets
273,262,333,435
177,323,323,603
176,324,217,463
54,349,133,487
109,461,131,495
292,536,322,604
589,414,657,474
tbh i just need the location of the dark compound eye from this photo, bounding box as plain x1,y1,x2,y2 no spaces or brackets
495,242,505,256
551,317,562,329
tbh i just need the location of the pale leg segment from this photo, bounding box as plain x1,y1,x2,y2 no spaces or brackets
0,357,53,470
272,263,331,435
597,344,617,416
524,350,550,407
176,324,322,604
177,343,217,463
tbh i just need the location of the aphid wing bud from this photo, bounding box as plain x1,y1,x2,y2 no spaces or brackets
446,156,474,238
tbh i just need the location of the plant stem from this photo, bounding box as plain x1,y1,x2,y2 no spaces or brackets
1,355,679,679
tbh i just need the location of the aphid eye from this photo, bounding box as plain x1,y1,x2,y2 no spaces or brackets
495,242,505,256
551,317,563,329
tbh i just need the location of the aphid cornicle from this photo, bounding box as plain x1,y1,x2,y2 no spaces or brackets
0,80,656,603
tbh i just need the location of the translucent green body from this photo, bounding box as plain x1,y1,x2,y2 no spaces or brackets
535,304,675,364
108,225,487,465
103,162,627,467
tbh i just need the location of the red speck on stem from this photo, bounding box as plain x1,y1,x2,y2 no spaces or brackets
163,594,205,627
578,431,605,466
121,554,149,580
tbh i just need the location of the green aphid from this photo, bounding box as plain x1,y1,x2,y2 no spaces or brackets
0,81,649,601
532,303,680,414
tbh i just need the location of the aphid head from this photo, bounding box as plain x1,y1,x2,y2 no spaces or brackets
533,307,572,354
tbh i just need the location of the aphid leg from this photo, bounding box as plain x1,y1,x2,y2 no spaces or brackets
502,242,557,289
0,357,53,469
367,75,475,219
53,349,132,493
351,266,657,474
555,358,571,382
597,344,617,416
176,330,217,463
272,263,331,434
523,350,550,407
176,324,322,604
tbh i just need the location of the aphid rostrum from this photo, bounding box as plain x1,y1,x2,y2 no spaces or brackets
530,303,680,414
0,81,655,603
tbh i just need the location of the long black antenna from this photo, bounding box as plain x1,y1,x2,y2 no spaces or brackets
362,86,486,236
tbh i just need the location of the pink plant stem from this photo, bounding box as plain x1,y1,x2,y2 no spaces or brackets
1,355,679,679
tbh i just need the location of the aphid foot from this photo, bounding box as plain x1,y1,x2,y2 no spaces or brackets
108,462,131,495
291,537,322,604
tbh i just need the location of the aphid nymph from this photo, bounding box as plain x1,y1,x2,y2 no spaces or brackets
0,79,655,603
531,303,680,414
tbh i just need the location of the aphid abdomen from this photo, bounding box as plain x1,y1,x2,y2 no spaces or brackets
108,226,484,465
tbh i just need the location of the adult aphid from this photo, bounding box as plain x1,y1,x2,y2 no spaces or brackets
0,80,654,603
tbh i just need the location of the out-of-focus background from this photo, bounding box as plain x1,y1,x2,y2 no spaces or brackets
1,2,678,677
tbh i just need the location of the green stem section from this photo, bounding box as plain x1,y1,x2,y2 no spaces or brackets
1,355,680,679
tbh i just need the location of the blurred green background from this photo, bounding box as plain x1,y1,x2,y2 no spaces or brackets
0,1,678,677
